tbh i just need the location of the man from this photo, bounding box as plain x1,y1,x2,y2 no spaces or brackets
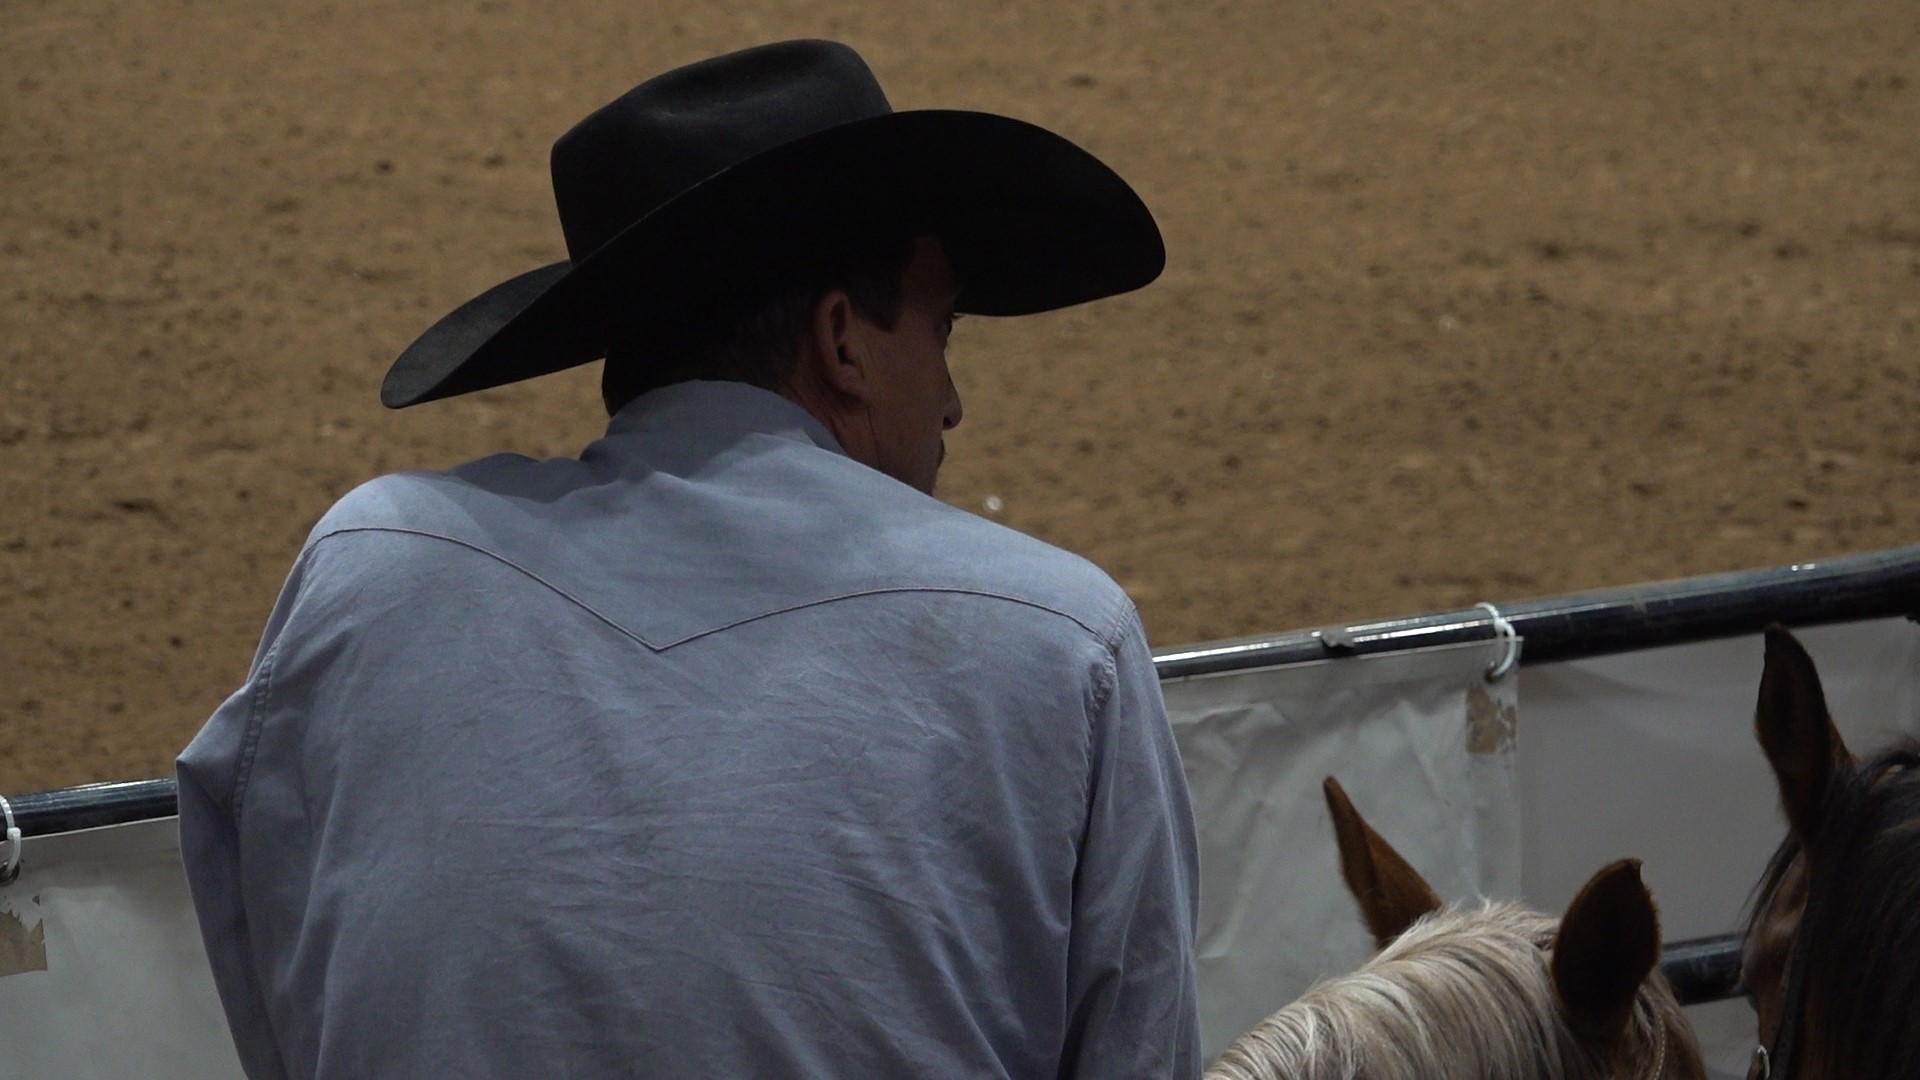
179,40,1199,1078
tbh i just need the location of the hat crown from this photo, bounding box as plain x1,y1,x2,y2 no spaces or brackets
551,40,893,261
384,40,1162,409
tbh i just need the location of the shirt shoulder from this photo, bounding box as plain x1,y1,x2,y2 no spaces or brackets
303,454,549,543
877,495,1137,641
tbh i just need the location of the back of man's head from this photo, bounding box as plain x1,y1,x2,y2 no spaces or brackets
600,234,917,416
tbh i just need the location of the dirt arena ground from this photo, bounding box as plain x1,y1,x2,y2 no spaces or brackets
2,1,1915,794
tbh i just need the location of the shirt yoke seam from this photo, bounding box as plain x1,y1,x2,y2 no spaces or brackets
1088,595,1138,720
311,525,1118,648
1080,595,1137,821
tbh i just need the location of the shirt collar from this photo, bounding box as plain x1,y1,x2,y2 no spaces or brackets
604,380,847,457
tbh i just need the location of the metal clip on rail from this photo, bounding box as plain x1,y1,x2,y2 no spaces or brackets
0,793,21,886
1474,601,1520,682
1311,625,1358,655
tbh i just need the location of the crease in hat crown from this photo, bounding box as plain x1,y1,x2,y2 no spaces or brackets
551,40,893,261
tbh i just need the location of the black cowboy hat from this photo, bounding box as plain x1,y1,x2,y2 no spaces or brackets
380,39,1165,408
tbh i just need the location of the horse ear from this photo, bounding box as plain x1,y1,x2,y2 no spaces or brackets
1755,625,1855,845
1551,858,1659,1046
1324,776,1444,949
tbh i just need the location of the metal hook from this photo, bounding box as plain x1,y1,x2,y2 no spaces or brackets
1473,601,1520,682
1749,1045,1771,1080
0,794,21,886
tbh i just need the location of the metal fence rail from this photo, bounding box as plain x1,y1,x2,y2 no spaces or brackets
1662,933,1746,1007
1156,542,1920,679
5,778,178,839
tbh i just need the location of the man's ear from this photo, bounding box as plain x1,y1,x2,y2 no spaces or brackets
804,288,874,403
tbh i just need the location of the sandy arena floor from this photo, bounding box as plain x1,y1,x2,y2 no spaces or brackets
2,0,1916,792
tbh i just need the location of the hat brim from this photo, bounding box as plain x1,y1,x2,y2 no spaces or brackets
381,109,1165,408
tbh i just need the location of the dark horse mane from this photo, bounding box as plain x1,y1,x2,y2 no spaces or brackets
1745,737,1920,1078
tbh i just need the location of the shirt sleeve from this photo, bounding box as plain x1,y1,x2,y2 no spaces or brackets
176,547,318,1080
1059,603,1202,1079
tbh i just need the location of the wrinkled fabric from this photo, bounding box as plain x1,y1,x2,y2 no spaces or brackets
178,380,1201,1079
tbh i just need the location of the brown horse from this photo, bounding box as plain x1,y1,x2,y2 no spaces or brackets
1207,777,1705,1080
1742,626,1920,1080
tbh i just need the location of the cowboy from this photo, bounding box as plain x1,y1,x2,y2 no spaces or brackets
178,40,1199,1078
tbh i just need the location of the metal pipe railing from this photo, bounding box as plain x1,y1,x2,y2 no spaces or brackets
4,779,179,838
1661,932,1746,1006
1155,543,1920,679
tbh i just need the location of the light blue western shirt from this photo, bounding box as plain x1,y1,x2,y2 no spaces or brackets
178,380,1200,1078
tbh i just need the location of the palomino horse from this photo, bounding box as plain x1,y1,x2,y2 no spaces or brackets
1742,626,1920,1080
1208,778,1705,1080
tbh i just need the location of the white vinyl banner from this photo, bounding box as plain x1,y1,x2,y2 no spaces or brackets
0,819,244,1080
1166,638,1521,1060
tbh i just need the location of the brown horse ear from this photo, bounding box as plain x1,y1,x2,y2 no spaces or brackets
1552,858,1659,1046
1324,776,1444,949
1755,625,1856,845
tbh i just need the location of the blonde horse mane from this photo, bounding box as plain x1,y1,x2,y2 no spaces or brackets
1206,901,1694,1080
